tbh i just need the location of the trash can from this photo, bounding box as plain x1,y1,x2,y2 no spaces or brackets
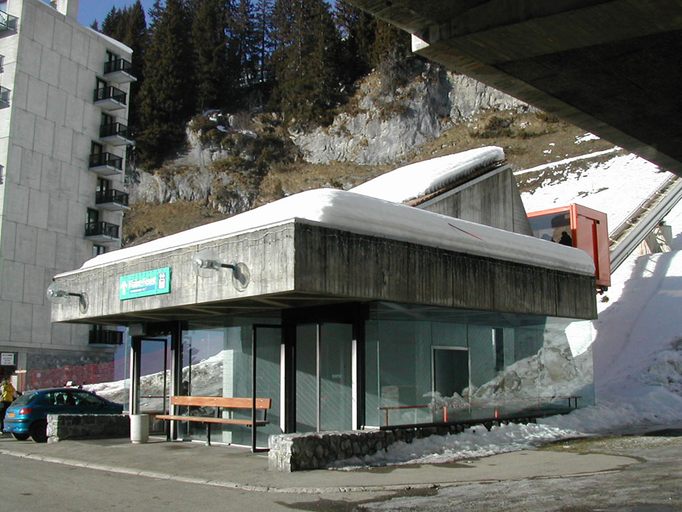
130,414,149,444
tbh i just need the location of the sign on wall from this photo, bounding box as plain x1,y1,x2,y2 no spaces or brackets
0,352,16,366
119,267,171,300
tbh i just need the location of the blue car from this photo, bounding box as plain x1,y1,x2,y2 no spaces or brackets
3,387,123,442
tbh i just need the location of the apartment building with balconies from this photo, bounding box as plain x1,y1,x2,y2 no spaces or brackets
0,0,133,382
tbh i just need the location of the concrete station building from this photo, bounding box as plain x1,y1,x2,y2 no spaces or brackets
0,0,134,384
49,147,597,448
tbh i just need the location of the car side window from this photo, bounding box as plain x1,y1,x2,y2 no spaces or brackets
72,392,103,406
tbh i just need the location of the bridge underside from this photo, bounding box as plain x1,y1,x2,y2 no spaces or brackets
350,0,682,176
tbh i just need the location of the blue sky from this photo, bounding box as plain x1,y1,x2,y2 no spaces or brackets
77,0,155,27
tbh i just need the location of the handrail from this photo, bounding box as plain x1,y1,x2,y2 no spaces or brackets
609,175,682,271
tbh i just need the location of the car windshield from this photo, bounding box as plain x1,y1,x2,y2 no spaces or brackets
11,392,37,406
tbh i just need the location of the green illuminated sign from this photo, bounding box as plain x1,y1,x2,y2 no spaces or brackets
119,267,171,300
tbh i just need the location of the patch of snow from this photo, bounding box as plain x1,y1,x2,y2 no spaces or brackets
521,153,668,230
576,132,600,144
350,147,505,203
515,147,620,176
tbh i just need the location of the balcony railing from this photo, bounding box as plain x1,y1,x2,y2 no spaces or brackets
85,221,119,240
93,85,127,110
99,122,134,145
96,188,129,210
0,86,9,109
89,152,123,175
89,329,124,345
0,10,18,33
103,58,136,83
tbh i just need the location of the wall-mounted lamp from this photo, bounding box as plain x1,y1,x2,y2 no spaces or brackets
46,282,88,313
192,249,250,291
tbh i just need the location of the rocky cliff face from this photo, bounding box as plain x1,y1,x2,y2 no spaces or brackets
292,67,528,165
131,65,527,205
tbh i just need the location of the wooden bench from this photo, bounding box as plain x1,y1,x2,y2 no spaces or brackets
156,396,271,451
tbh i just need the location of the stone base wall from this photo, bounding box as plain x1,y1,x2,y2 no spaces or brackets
47,414,130,443
269,424,473,472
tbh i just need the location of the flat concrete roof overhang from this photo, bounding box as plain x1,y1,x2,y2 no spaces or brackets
50,221,597,326
349,0,682,176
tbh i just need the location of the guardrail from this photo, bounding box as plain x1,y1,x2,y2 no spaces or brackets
609,175,682,271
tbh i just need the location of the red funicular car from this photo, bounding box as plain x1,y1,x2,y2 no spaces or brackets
527,204,611,292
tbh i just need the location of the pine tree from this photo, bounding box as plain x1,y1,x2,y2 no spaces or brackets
101,7,125,40
271,0,342,127
335,0,375,88
137,0,195,168
253,0,274,85
191,0,229,111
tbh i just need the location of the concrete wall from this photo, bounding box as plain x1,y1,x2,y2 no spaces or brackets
50,220,595,324
47,413,129,442
0,0,132,358
419,166,533,235
51,223,298,323
294,224,596,319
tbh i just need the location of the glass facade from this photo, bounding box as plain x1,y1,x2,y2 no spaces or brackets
365,302,594,427
179,317,281,447
130,301,593,445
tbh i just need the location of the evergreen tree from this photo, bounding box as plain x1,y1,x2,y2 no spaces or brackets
191,0,230,111
137,0,195,168
271,0,342,127
253,0,274,85
335,0,375,88
101,7,125,40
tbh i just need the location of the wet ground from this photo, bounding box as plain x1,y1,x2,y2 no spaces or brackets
354,432,682,511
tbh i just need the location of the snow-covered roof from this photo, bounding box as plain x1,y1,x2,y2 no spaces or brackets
350,147,505,203
70,188,594,276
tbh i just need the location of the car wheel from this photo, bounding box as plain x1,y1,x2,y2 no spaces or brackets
30,420,48,443
12,433,30,441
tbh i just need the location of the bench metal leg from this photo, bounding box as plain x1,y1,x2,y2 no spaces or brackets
206,423,211,446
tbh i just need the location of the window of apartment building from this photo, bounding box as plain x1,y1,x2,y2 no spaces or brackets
92,244,106,258
86,208,99,226
96,177,110,194
101,112,114,126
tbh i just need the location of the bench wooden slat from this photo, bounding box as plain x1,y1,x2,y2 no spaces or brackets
158,396,272,451
156,414,267,426
170,396,271,409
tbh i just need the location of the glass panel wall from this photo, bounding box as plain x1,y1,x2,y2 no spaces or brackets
181,315,281,447
365,303,594,427
295,323,354,432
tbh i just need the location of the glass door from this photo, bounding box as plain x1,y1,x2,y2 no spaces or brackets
295,323,353,432
139,337,171,416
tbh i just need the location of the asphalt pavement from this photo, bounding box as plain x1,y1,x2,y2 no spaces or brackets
0,433,637,494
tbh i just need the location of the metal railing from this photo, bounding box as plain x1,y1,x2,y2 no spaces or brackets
85,221,119,239
93,85,127,105
96,188,129,207
0,10,18,32
104,58,134,77
100,122,131,140
609,175,682,271
89,152,123,170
